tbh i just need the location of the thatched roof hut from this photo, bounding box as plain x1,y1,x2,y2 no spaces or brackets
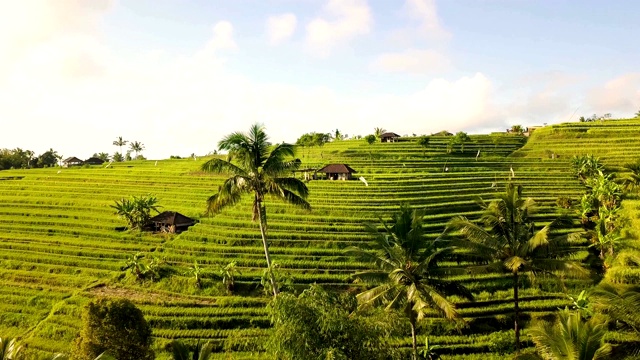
149,211,197,233
62,157,84,167
380,132,401,142
318,164,357,180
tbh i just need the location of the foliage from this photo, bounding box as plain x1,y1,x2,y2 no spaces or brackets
555,195,573,209
129,141,145,158
112,137,128,156
510,125,524,135
0,148,62,170
111,194,160,230
374,127,386,139
621,160,640,192
217,261,241,292
332,129,344,141
265,285,399,360
350,205,472,359
72,298,154,360
170,340,214,360
259,263,293,296
570,155,603,181
417,136,430,155
184,261,203,289
95,153,110,161
446,183,588,351
121,253,164,282
112,152,124,162
201,123,310,297
296,132,331,149
0,337,23,360
364,134,376,145
420,337,442,360
528,309,611,360
448,132,471,153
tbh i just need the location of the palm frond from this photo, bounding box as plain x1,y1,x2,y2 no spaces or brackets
273,177,309,198
201,158,247,176
263,143,297,175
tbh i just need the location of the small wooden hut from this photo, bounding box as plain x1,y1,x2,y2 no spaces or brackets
85,157,105,165
380,132,401,143
318,164,357,180
62,157,84,167
149,211,197,233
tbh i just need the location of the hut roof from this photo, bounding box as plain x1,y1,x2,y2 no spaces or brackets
85,157,105,165
380,132,401,138
63,156,83,163
318,164,357,174
149,211,196,226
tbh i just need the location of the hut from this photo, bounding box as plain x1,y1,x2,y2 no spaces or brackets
62,157,84,167
85,157,105,165
380,132,401,143
318,164,357,180
148,211,197,233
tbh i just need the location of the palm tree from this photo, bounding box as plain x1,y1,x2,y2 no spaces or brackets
171,340,214,360
129,141,145,159
349,205,473,360
0,337,22,360
529,310,611,360
374,127,386,139
446,183,588,351
112,137,128,157
417,136,430,156
201,123,310,297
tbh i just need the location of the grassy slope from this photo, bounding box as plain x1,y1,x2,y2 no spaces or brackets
0,120,638,358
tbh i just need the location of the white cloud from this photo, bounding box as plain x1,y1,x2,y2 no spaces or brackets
266,13,297,45
371,48,450,74
585,73,640,116
305,0,372,56
201,21,237,54
403,0,450,40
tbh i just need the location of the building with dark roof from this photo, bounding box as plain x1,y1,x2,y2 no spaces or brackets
85,157,105,165
318,164,357,180
380,132,401,143
62,157,84,167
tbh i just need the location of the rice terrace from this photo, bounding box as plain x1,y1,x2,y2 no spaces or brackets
2,1,640,360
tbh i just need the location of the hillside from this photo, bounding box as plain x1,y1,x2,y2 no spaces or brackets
1,120,639,359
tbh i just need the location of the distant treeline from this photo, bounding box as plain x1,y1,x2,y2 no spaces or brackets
0,148,61,170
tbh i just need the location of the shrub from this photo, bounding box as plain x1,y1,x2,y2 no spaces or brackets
72,298,154,360
556,195,573,209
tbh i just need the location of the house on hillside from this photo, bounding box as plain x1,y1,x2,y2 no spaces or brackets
148,211,197,233
62,157,84,167
380,132,401,143
85,157,105,165
523,126,543,137
318,164,357,180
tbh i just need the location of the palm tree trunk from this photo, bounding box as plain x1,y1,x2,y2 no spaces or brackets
256,200,278,297
410,316,418,360
513,271,520,352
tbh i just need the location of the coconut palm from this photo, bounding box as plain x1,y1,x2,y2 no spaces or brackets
374,127,386,139
129,141,145,159
171,340,214,360
446,183,588,351
201,123,310,297
529,310,611,360
349,205,473,360
112,137,128,157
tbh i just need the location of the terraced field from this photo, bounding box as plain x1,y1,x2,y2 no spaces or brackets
1,119,639,359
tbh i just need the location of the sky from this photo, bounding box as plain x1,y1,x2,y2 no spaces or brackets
1,0,639,160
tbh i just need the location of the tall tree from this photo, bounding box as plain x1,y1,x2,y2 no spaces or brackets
446,183,588,352
201,124,310,297
350,205,472,360
374,127,386,139
129,141,145,159
113,137,128,157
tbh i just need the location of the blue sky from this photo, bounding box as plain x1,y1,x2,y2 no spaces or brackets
1,0,639,159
